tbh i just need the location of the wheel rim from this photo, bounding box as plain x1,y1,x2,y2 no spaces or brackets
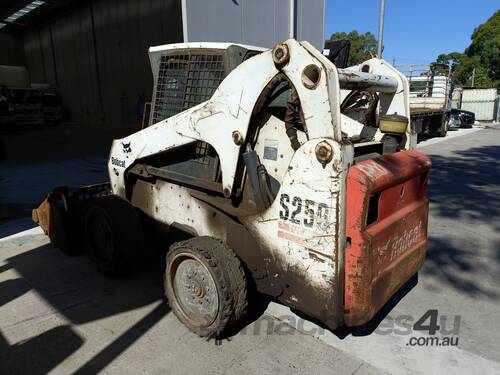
87,211,114,261
171,253,219,327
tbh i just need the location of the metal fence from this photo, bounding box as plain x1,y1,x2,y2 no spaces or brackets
459,89,499,122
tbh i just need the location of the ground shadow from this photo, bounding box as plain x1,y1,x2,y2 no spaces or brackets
0,239,171,373
1,229,269,372
417,132,443,144
0,262,83,374
0,278,31,307
424,236,498,299
423,143,500,298
427,144,500,223
0,218,37,238
73,302,170,374
0,326,84,375
4,243,164,325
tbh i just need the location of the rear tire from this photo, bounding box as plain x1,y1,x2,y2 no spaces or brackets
437,115,449,137
164,236,247,338
84,196,144,276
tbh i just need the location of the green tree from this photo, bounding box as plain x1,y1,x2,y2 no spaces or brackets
431,10,499,88
327,31,378,66
466,10,500,85
430,52,463,75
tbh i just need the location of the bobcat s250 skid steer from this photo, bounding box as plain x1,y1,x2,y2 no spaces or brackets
33,39,430,337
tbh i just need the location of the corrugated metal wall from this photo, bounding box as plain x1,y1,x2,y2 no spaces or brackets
183,0,325,50
183,0,291,48
294,0,325,50
21,0,325,131
461,89,499,122
23,0,183,132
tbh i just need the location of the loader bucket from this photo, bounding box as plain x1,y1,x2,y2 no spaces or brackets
32,183,111,254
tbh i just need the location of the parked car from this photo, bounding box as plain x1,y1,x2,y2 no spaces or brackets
449,108,475,129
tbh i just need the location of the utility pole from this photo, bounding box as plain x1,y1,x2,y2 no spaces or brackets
377,0,385,58
471,68,476,87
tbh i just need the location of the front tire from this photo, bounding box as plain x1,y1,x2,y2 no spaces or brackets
84,196,144,276
164,237,247,338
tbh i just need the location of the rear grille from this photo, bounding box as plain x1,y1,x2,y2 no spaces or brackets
151,52,225,124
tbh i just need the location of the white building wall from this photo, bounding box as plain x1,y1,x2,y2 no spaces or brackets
183,0,325,50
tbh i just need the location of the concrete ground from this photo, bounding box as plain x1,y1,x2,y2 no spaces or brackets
1,125,499,374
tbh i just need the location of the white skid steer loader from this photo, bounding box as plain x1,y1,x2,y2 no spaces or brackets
33,39,431,337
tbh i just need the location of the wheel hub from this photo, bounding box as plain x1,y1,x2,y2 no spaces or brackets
173,257,219,326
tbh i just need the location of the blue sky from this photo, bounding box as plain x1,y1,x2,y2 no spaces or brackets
325,0,499,65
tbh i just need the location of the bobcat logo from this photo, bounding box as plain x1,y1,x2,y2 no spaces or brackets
122,142,132,154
